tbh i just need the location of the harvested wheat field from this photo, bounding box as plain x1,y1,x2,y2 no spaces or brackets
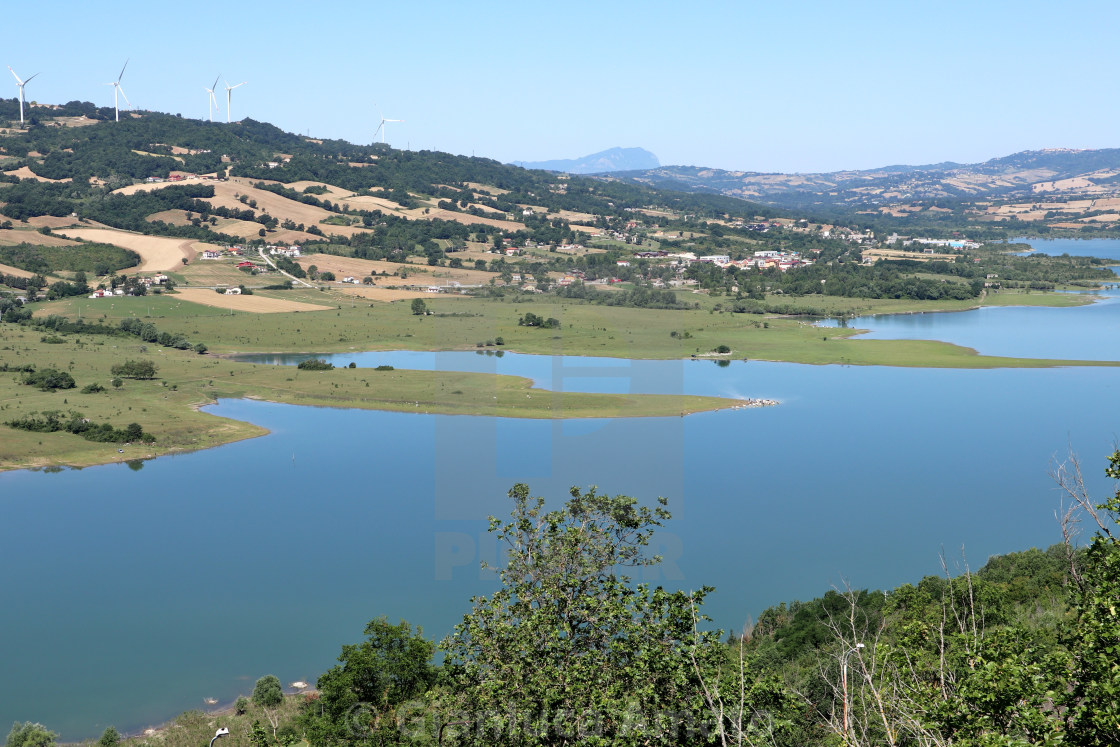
208,179,370,239
403,207,524,231
146,209,194,226
284,181,355,200
0,229,81,247
26,216,82,229
111,177,210,196
172,287,333,313
333,286,466,302
3,166,72,183
298,253,495,286
56,228,219,272
337,194,412,213
0,263,40,279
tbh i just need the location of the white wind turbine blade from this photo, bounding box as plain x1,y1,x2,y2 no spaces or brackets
117,85,131,109
373,121,385,142
24,72,40,85
211,75,221,92
8,66,24,86
117,59,129,83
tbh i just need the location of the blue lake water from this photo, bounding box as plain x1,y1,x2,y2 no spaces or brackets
818,239,1120,360
3,239,1120,739
1012,236,1120,262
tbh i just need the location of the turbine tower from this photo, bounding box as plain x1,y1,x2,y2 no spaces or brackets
373,107,403,145
224,78,246,123
107,60,130,122
7,66,40,126
204,75,221,122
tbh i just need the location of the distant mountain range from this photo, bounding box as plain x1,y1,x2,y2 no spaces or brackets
607,148,1120,212
513,147,660,174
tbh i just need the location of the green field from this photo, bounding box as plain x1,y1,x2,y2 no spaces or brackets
32,291,1113,368
0,317,739,471
9,286,1115,470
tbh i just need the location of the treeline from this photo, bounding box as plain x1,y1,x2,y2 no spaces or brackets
1,314,207,353
5,410,153,443
554,283,700,309
685,260,983,300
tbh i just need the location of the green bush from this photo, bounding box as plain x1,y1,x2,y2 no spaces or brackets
110,359,157,379
22,368,76,391
297,358,333,371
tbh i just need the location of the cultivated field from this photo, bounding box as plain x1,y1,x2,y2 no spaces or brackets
178,261,268,287
0,228,81,247
2,166,71,183
55,228,219,272
172,287,333,313
0,262,39,279
333,286,461,302
297,253,496,286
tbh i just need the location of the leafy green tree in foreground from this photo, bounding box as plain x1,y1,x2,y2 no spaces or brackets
1062,451,1120,745
440,484,717,746
4,723,56,747
301,617,436,745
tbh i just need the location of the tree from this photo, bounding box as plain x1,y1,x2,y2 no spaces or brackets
5,723,56,747
1059,451,1120,745
440,484,714,746
411,298,427,315
301,617,436,744
252,674,283,707
96,726,120,747
110,359,157,379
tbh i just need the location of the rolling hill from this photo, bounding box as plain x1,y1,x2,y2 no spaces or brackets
613,148,1120,212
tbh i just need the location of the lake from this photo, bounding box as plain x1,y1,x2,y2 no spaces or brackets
818,239,1120,359
2,239,1120,739
1012,236,1120,262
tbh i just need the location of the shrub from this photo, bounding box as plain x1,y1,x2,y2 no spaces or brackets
297,358,333,371
22,368,76,391
110,359,157,379
81,382,106,394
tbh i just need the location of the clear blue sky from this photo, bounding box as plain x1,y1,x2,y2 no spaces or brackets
5,0,1117,173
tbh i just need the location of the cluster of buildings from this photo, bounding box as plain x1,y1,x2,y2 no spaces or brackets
635,249,811,273
87,275,169,299
884,234,981,250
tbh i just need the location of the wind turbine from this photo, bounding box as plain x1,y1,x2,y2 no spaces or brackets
224,78,246,123
204,75,221,122
7,66,39,126
107,60,130,122
373,107,403,145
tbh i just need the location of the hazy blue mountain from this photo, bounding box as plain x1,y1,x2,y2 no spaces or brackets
514,147,660,174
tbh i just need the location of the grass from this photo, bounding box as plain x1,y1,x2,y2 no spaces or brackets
113,694,305,747
31,291,1118,369
0,320,738,471
11,285,1115,470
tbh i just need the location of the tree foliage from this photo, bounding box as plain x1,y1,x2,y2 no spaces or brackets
441,484,714,746
252,675,284,708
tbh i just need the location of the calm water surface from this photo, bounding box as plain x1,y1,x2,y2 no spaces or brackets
818,238,1120,359
3,242,1120,738
1012,236,1120,262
